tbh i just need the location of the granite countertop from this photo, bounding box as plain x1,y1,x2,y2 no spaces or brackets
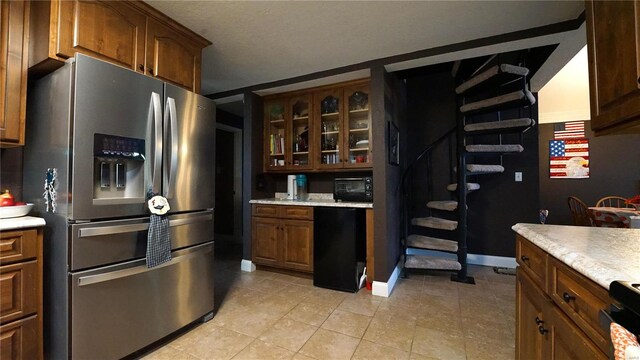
512,223,640,289
250,193,373,209
0,216,46,231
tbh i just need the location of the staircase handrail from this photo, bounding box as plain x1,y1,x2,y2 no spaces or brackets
398,126,457,192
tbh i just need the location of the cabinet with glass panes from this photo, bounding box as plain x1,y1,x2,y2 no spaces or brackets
264,98,287,171
263,95,314,171
263,79,371,172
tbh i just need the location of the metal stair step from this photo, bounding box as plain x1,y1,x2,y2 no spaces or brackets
405,254,462,271
407,235,458,253
466,144,524,153
411,216,457,231
447,183,480,192
454,164,505,174
460,89,536,115
455,64,530,95
465,118,535,135
427,200,458,211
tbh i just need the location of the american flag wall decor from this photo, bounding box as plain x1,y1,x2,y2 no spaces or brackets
553,121,585,139
549,138,589,179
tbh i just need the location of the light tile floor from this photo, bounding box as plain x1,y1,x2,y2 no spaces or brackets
140,245,515,360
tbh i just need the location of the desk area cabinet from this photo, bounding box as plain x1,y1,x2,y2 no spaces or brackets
252,204,314,273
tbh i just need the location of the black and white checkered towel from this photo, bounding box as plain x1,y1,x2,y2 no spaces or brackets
146,214,171,268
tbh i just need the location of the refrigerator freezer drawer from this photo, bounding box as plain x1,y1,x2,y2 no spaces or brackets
70,242,214,360
70,211,213,271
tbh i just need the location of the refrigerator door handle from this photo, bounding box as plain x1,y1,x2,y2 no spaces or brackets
165,97,179,198
77,212,213,237
77,245,213,287
151,92,162,194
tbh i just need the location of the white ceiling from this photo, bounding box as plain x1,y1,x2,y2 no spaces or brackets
147,1,584,97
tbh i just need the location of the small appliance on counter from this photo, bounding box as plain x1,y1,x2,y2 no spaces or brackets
334,177,373,202
286,174,308,201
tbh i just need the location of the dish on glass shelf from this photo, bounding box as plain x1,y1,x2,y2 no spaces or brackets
355,140,369,148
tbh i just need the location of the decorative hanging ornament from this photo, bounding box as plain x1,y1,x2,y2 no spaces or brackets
148,195,170,215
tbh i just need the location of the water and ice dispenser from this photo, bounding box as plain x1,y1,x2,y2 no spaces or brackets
93,133,146,204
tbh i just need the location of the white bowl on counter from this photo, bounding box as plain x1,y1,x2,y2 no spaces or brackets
0,203,34,219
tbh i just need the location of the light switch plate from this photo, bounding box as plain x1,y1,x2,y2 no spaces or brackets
515,172,523,182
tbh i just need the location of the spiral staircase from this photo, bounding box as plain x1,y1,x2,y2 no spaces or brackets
401,60,537,283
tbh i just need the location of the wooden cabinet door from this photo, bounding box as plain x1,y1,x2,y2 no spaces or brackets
264,98,288,171
56,0,146,72
516,268,548,360
251,217,280,267
315,88,345,169
0,315,38,360
343,84,372,168
586,1,640,134
288,95,314,170
281,219,313,272
146,17,202,92
547,306,607,360
0,0,29,146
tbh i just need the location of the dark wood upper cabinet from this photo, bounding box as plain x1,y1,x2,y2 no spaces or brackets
29,0,210,92
586,0,640,135
1,0,30,147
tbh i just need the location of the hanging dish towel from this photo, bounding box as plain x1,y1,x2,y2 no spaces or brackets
611,322,640,360
146,194,171,268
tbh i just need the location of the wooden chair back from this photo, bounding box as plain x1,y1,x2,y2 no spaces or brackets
595,196,634,208
567,196,594,227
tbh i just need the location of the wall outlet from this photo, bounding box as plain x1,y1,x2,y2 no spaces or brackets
515,172,523,182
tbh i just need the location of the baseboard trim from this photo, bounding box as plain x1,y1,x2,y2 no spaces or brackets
467,254,517,268
372,262,402,298
240,259,256,272
407,248,516,268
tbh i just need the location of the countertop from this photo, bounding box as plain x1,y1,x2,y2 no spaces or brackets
0,216,46,231
250,193,373,209
512,223,640,290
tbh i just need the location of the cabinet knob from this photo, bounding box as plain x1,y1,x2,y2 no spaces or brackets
520,255,529,262
138,64,144,72
538,325,548,335
148,67,154,76
535,317,544,325
562,292,576,302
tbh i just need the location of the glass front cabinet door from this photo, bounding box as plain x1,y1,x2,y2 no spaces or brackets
288,95,313,170
265,98,287,171
343,85,371,168
315,89,343,169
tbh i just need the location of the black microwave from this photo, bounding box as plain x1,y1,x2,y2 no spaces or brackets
334,177,373,202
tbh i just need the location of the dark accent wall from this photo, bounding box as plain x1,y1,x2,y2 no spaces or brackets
0,148,24,201
539,123,640,225
371,66,407,282
217,108,243,129
405,70,540,258
242,92,267,260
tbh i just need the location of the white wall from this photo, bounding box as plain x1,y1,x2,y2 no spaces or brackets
538,46,590,124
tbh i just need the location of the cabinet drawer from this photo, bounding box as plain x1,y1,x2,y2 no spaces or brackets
0,230,37,265
548,257,610,354
0,314,38,360
0,260,38,324
516,235,547,290
252,205,279,218
279,206,313,220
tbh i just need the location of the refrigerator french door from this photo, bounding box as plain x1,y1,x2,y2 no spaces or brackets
23,53,216,360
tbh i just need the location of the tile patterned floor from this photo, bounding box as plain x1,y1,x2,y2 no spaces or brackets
140,247,515,360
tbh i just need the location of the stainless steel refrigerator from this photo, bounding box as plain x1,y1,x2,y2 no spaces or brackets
23,54,216,360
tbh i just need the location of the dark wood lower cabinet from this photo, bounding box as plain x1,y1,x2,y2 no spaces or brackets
252,205,313,273
515,236,609,360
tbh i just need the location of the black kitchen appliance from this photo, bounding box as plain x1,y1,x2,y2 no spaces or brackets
333,177,373,202
313,207,366,292
607,281,640,335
